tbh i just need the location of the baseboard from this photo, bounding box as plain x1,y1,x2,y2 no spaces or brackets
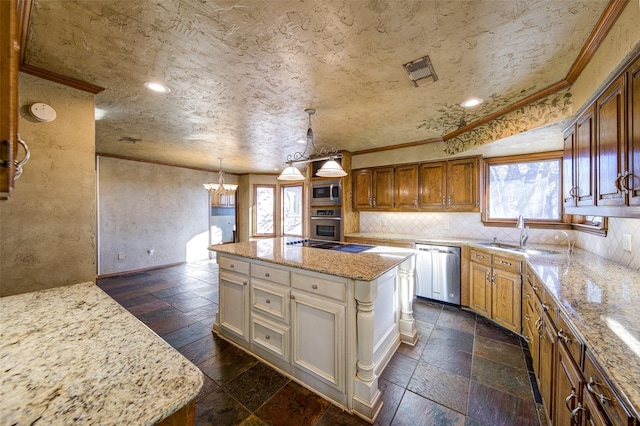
97,262,186,279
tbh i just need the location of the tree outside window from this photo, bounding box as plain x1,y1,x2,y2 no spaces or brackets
254,185,275,236
282,184,303,236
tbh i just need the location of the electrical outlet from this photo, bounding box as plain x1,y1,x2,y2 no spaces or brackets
117,252,125,260
623,234,632,252
444,221,450,230
148,249,155,256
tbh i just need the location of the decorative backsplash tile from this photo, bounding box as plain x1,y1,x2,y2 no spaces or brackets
359,212,640,271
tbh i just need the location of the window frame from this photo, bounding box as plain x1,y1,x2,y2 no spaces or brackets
482,151,569,229
252,184,276,237
281,182,305,237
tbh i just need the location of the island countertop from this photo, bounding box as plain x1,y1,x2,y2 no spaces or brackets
0,282,203,425
209,237,414,282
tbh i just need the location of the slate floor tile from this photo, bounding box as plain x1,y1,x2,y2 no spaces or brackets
392,390,466,426
408,361,470,414
225,362,290,411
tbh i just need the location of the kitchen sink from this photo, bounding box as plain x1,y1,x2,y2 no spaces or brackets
477,242,559,255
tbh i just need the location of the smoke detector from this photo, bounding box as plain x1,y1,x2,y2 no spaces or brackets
29,103,57,122
402,56,438,87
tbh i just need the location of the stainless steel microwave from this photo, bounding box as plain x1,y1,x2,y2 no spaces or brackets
311,180,342,206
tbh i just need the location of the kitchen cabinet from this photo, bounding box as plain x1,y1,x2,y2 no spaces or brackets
564,50,640,217
468,249,522,333
394,164,419,209
538,306,556,424
352,156,480,212
216,256,250,345
420,157,479,211
212,189,236,207
1,0,20,199
553,312,585,426
352,166,394,210
596,75,626,206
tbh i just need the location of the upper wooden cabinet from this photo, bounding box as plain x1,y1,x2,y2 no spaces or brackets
352,156,480,212
564,51,640,217
1,0,20,200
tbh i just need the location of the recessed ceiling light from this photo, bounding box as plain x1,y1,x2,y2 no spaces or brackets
297,139,306,144
461,98,483,108
144,82,171,93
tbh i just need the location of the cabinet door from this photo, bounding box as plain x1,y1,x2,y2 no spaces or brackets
491,269,521,333
291,290,345,390
447,157,479,211
539,312,557,425
373,166,394,209
522,293,539,372
583,389,609,426
419,161,447,210
219,272,249,341
0,0,19,198
469,262,492,317
628,55,640,206
353,169,373,210
554,343,584,426
575,106,596,207
395,164,419,209
596,75,626,206
563,127,576,207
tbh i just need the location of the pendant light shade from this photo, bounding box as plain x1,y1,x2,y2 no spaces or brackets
203,157,238,193
278,164,305,181
316,158,347,177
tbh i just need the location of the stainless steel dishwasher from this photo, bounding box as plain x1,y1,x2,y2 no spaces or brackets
415,244,461,305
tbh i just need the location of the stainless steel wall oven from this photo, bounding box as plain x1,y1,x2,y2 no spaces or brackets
310,207,341,241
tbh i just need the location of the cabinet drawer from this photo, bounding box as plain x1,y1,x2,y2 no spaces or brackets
526,268,544,300
470,249,491,266
492,255,522,274
251,280,289,323
252,263,290,285
583,351,635,426
251,315,289,362
556,312,583,368
291,272,346,302
218,256,250,275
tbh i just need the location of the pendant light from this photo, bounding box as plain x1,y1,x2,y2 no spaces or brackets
203,157,238,193
277,109,347,180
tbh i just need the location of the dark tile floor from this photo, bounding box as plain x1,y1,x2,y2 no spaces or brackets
97,260,546,426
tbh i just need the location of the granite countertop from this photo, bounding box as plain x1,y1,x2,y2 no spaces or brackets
346,232,640,418
209,238,414,281
0,282,203,425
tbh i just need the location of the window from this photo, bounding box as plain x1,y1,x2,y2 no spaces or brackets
483,152,564,226
253,185,275,237
282,184,304,237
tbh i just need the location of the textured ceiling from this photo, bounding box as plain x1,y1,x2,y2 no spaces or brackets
25,0,609,174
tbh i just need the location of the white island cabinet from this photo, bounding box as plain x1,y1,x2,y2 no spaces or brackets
210,238,417,423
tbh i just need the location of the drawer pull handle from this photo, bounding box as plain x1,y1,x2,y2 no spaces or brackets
541,302,550,312
570,403,584,424
565,389,577,411
587,378,611,404
557,329,571,343
265,299,271,304
531,285,539,291
265,272,270,277
311,284,318,289
476,254,484,259
524,314,531,321
265,335,270,340
500,260,511,266
524,292,531,299
535,318,543,336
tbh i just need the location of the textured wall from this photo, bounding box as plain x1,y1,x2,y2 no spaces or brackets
0,75,96,296
97,157,237,275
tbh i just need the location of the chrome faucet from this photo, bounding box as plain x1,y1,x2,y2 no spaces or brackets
556,231,575,256
517,215,528,247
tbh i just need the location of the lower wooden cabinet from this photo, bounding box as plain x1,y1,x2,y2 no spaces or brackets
554,343,584,426
468,249,522,333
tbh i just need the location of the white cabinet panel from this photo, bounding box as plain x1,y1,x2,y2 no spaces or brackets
251,314,289,362
251,279,290,323
291,290,345,391
219,271,249,340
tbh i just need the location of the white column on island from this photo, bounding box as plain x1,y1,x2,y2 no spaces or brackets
399,256,418,345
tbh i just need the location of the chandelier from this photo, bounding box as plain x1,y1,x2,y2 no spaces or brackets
277,109,347,181
203,157,238,193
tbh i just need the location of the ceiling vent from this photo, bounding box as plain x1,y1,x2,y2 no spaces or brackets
403,56,438,87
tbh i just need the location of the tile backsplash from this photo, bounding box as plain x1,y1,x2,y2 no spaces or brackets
359,212,640,271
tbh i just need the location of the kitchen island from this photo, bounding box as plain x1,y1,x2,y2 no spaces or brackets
208,238,417,423
0,282,203,425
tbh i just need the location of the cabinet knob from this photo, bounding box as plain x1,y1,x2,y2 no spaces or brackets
265,299,271,304
243,281,247,286
311,284,318,289
265,335,270,340
230,264,235,268
265,272,270,277
290,294,295,299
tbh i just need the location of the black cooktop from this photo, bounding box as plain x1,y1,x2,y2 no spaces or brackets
285,239,372,253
